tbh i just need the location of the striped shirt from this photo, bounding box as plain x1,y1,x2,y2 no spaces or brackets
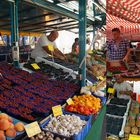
107,39,130,60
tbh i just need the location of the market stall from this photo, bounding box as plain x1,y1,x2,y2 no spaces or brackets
0,0,106,140
106,0,140,79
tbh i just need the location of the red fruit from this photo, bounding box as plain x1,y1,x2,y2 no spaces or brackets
89,108,93,113
84,110,91,115
66,105,74,112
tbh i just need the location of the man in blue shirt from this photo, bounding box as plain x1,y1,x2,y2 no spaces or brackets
107,28,131,62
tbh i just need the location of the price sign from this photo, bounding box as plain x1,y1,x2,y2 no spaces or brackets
52,105,63,117
67,98,74,105
129,134,140,140
48,44,54,52
107,88,115,94
31,63,40,70
25,121,41,138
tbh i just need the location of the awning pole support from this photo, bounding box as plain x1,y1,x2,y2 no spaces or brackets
79,0,87,87
10,0,19,67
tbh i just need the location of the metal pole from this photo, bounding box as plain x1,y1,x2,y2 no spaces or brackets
10,0,19,67
93,1,96,50
6,35,10,47
79,0,87,87
22,36,25,47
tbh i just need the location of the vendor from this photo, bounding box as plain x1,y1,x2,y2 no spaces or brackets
107,28,131,62
31,31,66,60
113,75,133,99
71,38,79,55
71,37,91,55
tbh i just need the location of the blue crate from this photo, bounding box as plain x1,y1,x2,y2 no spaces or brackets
40,110,91,140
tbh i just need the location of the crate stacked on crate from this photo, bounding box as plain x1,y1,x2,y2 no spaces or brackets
0,62,80,123
106,98,131,137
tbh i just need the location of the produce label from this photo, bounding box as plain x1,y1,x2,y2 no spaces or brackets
52,105,63,117
25,121,41,138
31,63,40,70
129,134,140,140
48,44,54,52
67,98,74,105
107,88,115,94
98,76,104,81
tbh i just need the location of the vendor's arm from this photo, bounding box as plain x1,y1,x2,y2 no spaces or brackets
123,41,133,62
42,45,51,54
42,45,66,60
123,48,132,62
53,48,66,60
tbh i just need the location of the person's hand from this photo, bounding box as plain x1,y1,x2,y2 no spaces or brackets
119,91,125,95
123,55,128,62
59,56,65,60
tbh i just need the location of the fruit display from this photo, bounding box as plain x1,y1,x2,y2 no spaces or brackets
24,61,78,83
121,62,140,78
107,61,127,72
90,63,106,77
109,98,129,106
123,101,140,139
30,131,66,140
44,115,87,137
0,62,80,122
106,115,123,136
0,113,25,139
44,57,79,71
65,94,101,115
24,60,97,84
107,104,127,116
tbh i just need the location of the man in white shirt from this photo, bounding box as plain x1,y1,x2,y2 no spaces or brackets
31,31,66,60
113,75,132,99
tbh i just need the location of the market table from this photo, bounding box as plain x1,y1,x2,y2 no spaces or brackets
85,105,106,140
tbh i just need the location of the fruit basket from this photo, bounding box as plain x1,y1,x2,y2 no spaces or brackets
109,98,129,107
65,94,101,116
107,104,127,116
106,115,125,136
107,61,128,74
40,110,91,140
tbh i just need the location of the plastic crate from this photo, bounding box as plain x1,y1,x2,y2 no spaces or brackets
40,111,91,140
